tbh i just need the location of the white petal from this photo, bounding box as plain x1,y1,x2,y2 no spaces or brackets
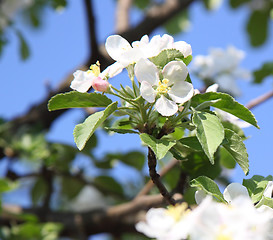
105,35,131,61
70,70,93,93
173,41,192,58
162,61,188,85
100,62,123,79
168,81,194,104
223,183,249,203
206,83,219,92
140,81,156,103
263,181,273,198
119,47,144,67
155,96,178,116
195,190,207,205
135,58,159,85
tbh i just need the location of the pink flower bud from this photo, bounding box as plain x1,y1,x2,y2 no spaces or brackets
92,77,109,92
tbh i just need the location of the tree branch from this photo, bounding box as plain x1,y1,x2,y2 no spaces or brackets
246,89,273,110
115,0,133,32
147,147,176,205
136,158,179,198
0,194,165,237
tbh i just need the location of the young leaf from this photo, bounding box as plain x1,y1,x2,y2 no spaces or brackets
192,111,225,164
190,176,226,202
253,61,273,84
149,49,191,68
140,133,176,160
243,175,273,203
74,102,118,150
48,92,112,111
222,129,249,175
16,31,30,60
191,92,259,128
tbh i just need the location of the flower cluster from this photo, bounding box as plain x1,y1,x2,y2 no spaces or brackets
191,46,251,97
136,183,273,240
70,34,194,116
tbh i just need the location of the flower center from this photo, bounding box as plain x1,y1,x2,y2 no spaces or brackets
166,202,190,222
87,61,100,77
156,79,171,94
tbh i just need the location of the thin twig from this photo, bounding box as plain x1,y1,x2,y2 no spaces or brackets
84,0,100,61
147,147,176,205
246,90,273,110
136,158,179,198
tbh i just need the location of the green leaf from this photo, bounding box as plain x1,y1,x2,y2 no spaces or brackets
61,176,85,200
16,31,30,60
164,10,190,35
48,92,113,111
203,0,222,10
134,0,150,9
149,49,191,68
192,111,224,164
179,136,203,152
51,0,67,9
256,196,273,209
105,127,138,134
190,176,226,202
0,178,18,193
74,102,118,150
140,133,176,160
229,0,250,8
253,61,273,84
31,178,48,205
219,147,236,169
94,176,123,196
222,129,249,175
121,151,146,170
247,10,269,47
192,92,259,128
243,175,273,203
181,151,221,179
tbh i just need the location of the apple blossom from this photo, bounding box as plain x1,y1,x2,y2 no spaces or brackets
188,196,273,240
135,58,193,116
135,203,191,240
105,34,192,69
70,61,122,93
191,46,251,97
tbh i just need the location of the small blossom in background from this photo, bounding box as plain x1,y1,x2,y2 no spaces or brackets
135,58,193,116
0,0,34,30
191,46,251,97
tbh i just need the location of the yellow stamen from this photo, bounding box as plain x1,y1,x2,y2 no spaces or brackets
166,202,190,222
217,225,232,240
88,61,101,77
156,79,171,94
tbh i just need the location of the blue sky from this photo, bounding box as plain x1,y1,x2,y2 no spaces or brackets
1,0,273,193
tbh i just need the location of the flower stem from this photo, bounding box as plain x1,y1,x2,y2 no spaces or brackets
147,147,176,206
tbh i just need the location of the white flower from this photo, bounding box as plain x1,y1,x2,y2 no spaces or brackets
135,58,193,116
191,46,251,97
136,203,191,240
189,195,273,240
105,34,192,69
70,61,122,93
